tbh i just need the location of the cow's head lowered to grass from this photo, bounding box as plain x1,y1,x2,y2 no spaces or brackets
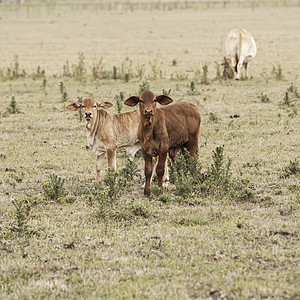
66,98,113,129
124,91,173,126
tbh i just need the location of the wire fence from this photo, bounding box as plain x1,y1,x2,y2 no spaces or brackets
1,0,300,19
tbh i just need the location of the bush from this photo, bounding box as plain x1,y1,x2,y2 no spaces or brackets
6,96,21,114
272,64,284,80
281,159,300,178
138,80,150,94
9,197,30,234
91,170,126,220
259,92,270,103
119,155,141,182
42,173,67,201
168,146,255,202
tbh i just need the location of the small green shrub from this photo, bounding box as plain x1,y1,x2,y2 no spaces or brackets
157,193,171,204
31,65,45,80
168,146,254,201
119,58,134,82
119,156,140,182
77,96,83,122
222,57,234,79
215,62,221,81
102,171,126,201
129,202,150,218
281,159,300,178
6,96,21,114
171,59,177,66
259,92,270,103
201,63,209,84
59,81,65,94
287,83,300,98
138,80,150,94
135,63,146,80
62,60,72,77
72,51,86,81
149,59,162,80
209,112,219,123
92,170,126,220
42,78,47,91
42,173,67,201
188,80,197,94
162,88,172,96
114,92,124,113
170,72,188,81
9,197,30,233
272,64,284,80
281,83,300,107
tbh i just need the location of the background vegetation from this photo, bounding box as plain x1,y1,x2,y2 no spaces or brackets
0,2,299,299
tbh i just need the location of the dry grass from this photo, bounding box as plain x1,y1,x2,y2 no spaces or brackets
0,5,300,299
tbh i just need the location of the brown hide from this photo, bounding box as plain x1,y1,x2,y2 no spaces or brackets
125,91,201,197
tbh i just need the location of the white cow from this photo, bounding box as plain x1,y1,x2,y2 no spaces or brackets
225,29,257,80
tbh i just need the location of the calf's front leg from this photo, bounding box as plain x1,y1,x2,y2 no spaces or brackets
144,155,153,197
95,153,105,184
156,153,167,189
106,148,117,173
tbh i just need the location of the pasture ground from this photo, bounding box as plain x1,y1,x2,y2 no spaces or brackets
0,5,300,299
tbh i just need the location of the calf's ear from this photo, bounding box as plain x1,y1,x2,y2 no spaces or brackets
156,95,173,106
99,101,113,110
66,102,81,111
124,96,140,107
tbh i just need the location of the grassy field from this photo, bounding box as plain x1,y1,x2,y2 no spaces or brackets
1,4,300,299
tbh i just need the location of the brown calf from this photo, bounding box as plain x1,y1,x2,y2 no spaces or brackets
125,91,201,197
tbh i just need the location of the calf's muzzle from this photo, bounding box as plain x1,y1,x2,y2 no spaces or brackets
85,112,92,119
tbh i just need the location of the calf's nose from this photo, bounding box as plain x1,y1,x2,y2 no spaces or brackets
85,112,92,118
145,109,153,114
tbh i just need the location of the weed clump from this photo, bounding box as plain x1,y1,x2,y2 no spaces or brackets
119,156,141,182
135,63,146,80
221,57,234,80
42,173,67,202
6,96,21,114
77,96,83,122
188,80,198,95
138,80,150,94
168,146,255,202
72,51,86,81
259,92,271,103
8,197,30,234
209,112,219,123
114,92,125,113
201,63,209,84
272,64,284,80
280,83,300,107
281,159,300,178
91,170,126,220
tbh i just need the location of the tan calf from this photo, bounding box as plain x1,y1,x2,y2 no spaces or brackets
66,98,140,184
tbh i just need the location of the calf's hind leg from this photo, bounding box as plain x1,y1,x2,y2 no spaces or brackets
185,136,199,157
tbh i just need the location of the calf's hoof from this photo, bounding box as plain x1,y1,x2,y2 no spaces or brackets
144,188,151,198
